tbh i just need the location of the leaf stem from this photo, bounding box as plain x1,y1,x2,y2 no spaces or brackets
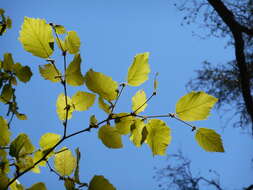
110,83,125,114
133,92,155,114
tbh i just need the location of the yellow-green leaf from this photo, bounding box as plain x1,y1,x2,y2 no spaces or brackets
15,113,28,120
84,69,118,101
98,125,123,149
56,93,74,121
89,115,98,127
55,25,66,34
0,150,9,174
98,96,111,113
114,113,134,135
65,54,84,86
19,17,54,58
39,133,61,150
54,147,76,176
64,178,75,190
14,65,32,83
154,72,159,92
127,52,150,86
6,17,12,29
176,91,218,121
0,84,13,103
10,133,35,158
132,90,147,114
39,64,61,82
195,128,224,152
146,119,171,156
129,119,146,147
3,53,14,71
27,182,47,190
55,38,67,52
0,116,10,146
0,9,5,15
17,156,34,172
0,174,9,190
10,180,25,190
72,91,96,111
65,31,80,54
88,175,116,190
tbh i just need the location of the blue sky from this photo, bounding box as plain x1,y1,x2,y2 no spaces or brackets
1,0,253,189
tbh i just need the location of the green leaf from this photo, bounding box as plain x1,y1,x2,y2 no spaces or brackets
6,17,12,29
146,119,171,156
10,180,25,190
153,72,159,92
84,69,118,101
88,175,116,190
0,116,11,146
129,118,146,147
0,9,5,15
54,147,76,176
98,124,123,149
33,150,48,167
114,113,134,135
39,133,61,150
55,25,66,34
64,178,75,190
3,53,14,71
176,91,218,121
56,93,74,121
72,91,96,111
19,17,54,58
74,148,81,183
10,133,35,158
0,174,9,190
39,64,61,82
98,97,111,113
15,112,28,120
0,150,10,174
65,31,81,54
56,38,67,52
132,90,147,114
27,182,47,190
14,64,32,83
127,52,150,86
89,115,98,127
195,128,224,152
16,155,34,172
65,54,84,86
0,84,13,103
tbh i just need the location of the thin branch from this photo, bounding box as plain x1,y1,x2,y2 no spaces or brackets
110,83,126,114
46,161,62,178
133,92,156,114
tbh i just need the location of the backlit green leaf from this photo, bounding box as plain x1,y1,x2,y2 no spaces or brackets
55,38,67,52
54,147,76,176
65,54,84,86
114,113,134,135
89,115,98,127
84,69,118,101
10,133,35,158
64,178,75,190
98,96,111,113
14,64,32,83
15,113,28,120
98,124,123,149
195,128,224,152
17,155,34,172
3,53,14,71
6,17,12,29
65,31,80,54
176,91,218,121
19,17,54,58
72,91,96,111
88,175,116,190
39,133,61,150
10,180,24,190
74,148,81,183
146,119,171,156
0,84,13,103
56,93,74,120
132,90,147,114
27,182,47,190
55,25,66,34
0,150,10,174
0,174,9,190
130,119,146,147
39,64,61,82
127,52,150,86
0,116,10,146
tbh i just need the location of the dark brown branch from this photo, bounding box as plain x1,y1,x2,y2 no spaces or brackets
207,0,253,134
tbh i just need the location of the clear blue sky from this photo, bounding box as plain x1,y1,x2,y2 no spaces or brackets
1,0,253,189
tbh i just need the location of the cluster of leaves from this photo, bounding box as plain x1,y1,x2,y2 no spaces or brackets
0,14,224,190
0,9,11,36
